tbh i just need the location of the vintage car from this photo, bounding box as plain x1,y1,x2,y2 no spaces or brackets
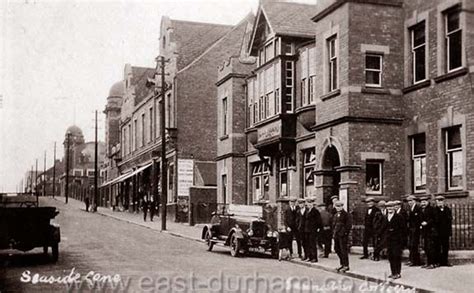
0,193,61,262
201,204,279,258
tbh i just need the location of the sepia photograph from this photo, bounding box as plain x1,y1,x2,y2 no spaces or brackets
1,0,473,292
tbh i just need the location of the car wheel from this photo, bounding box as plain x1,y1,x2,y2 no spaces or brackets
51,243,59,263
205,230,214,251
230,235,241,257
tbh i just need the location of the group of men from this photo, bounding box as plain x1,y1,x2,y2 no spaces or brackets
284,196,352,273
141,194,157,222
361,195,453,279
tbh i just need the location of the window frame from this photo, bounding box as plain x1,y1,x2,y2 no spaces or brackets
302,149,316,198
445,126,463,191
365,54,383,87
285,61,294,113
328,36,338,92
301,78,308,106
411,134,427,194
411,21,427,84
278,156,295,198
222,97,228,136
445,7,463,72
252,162,270,202
365,161,383,195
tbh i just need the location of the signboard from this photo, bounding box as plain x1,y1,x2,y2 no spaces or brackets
177,159,194,197
257,120,281,141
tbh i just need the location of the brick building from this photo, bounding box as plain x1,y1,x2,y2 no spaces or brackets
217,0,474,228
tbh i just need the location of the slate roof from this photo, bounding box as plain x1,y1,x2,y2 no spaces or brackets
261,2,318,38
169,19,233,70
131,66,155,106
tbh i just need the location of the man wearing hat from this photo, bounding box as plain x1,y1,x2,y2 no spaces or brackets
317,202,333,258
407,195,422,266
304,198,322,262
435,195,452,266
373,200,388,261
420,196,438,269
295,198,307,260
329,195,339,215
386,201,405,279
284,197,301,258
333,200,352,272
361,197,380,259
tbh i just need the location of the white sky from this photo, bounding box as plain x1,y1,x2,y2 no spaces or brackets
0,0,316,192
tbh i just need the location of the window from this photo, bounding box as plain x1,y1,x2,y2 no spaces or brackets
133,120,137,151
259,96,264,120
128,124,132,153
252,162,270,202
301,78,307,106
309,76,316,104
259,49,265,66
274,89,280,114
279,155,295,197
149,107,153,142
274,38,280,56
222,97,228,136
141,113,145,147
328,36,338,91
264,94,270,118
365,54,382,87
412,134,426,193
168,163,175,203
253,103,258,124
366,161,382,195
285,61,294,113
445,126,463,190
303,149,316,198
411,22,426,83
265,41,274,62
445,7,462,72
222,174,227,205
283,41,293,56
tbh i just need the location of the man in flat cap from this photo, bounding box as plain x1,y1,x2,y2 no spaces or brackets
420,196,438,269
304,198,322,262
435,195,452,266
284,197,301,258
361,197,379,259
317,202,333,258
295,198,307,260
407,195,422,266
328,195,339,215
386,201,405,279
333,200,352,272
372,200,388,261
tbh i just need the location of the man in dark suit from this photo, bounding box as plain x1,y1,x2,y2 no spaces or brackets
333,200,352,273
141,196,149,222
318,203,333,258
372,200,387,261
386,201,406,279
295,198,307,260
435,195,452,267
361,197,379,259
420,196,438,269
407,195,422,266
304,198,322,262
284,197,301,258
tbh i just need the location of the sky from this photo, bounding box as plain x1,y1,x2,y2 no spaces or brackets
0,0,316,192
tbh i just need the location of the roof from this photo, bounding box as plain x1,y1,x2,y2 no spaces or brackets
108,81,125,97
66,125,83,137
169,19,233,70
261,2,318,37
131,66,155,105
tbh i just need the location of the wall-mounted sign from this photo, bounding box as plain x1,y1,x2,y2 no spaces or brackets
257,120,281,141
177,159,194,197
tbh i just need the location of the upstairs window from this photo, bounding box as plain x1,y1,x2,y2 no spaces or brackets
149,107,153,142
301,78,308,106
445,7,462,72
222,97,228,136
328,36,338,92
446,126,463,191
411,22,426,83
411,134,426,193
284,61,294,112
366,161,383,195
365,54,382,87
309,76,316,104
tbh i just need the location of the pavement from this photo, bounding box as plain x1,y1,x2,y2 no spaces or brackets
53,196,474,293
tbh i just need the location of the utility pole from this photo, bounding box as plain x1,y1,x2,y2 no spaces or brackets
35,158,38,206
159,56,168,231
30,165,33,195
43,150,46,197
94,110,99,211
53,142,56,198
65,132,71,204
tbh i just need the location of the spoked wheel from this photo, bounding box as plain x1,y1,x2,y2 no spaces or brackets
230,235,241,257
205,230,214,251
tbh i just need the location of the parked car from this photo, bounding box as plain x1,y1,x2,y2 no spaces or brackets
201,204,279,258
0,193,61,262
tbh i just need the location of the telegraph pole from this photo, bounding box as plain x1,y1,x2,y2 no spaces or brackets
53,142,56,198
30,165,33,195
159,56,168,231
43,150,46,197
94,110,99,211
35,158,38,206
65,132,71,204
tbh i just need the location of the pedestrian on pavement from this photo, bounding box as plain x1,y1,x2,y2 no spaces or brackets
361,197,379,259
435,195,452,267
149,195,156,222
284,197,300,258
372,200,387,261
333,200,352,273
317,202,333,258
386,201,405,279
296,198,307,260
407,195,422,266
85,195,90,212
304,198,322,263
420,196,438,269
142,196,149,222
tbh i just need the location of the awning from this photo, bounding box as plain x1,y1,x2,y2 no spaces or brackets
100,162,153,188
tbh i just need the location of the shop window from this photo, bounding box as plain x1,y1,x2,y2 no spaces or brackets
252,162,270,202
168,163,175,203
446,126,463,190
366,161,382,195
445,7,462,72
411,134,426,193
411,21,426,83
279,155,295,198
303,149,316,198
328,36,338,92
365,54,382,87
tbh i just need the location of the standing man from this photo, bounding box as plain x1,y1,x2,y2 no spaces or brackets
85,195,90,212
328,195,339,215
361,197,379,259
141,195,149,222
435,196,452,267
296,198,307,260
284,197,300,258
372,201,387,261
149,195,156,222
304,198,322,263
407,195,422,266
420,196,438,269
333,200,352,273
318,203,333,258
386,201,405,279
